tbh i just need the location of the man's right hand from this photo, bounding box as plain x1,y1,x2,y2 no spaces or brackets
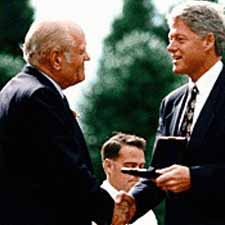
111,191,136,225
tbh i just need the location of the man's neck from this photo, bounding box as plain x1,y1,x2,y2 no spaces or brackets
190,55,221,82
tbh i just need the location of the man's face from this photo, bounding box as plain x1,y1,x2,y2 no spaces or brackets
167,18,207,81
106,145,145,192
60,31,90,89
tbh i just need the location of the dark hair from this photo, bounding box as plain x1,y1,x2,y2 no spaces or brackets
101,132,146,160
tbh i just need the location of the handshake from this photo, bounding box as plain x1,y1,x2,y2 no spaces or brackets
111,191,136,225
112,167,159,225
111,167,158,225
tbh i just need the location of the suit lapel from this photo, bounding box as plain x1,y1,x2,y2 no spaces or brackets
190,65,225,146
165,85,188,136
23,65,76,121
22,64,93,171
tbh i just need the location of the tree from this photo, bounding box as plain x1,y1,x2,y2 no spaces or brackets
80,1,185,223
105,0,168,46
81,0,184,177
0,0,33,88
0,54,24,89
0,0,33,56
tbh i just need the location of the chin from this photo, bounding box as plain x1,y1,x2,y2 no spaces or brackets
173,63,187,74
73,77,85,85
80,76,85,82
76,72,85,83
173,67,183,74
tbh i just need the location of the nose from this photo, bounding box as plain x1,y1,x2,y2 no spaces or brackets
167,41,177,53
167,42,173,52
84,51,90,61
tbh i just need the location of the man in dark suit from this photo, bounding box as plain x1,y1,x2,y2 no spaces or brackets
129,1,225,225
0,19,134,225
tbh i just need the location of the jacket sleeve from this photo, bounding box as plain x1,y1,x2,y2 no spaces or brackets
14,87,114,224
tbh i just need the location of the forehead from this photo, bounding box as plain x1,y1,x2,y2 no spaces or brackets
71,29,86,48
168,18,195,37
117,145,145,161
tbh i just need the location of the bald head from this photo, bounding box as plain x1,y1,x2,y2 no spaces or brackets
22,19,90,89
23,20,83,65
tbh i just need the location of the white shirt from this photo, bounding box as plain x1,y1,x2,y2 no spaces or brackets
180,60,223,133
100,180,158,225
41,72,65,98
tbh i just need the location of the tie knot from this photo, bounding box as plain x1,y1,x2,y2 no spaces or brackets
191,85,199,95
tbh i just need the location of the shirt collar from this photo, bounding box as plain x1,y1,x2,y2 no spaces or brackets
101,180,118,200
188,60,223,93
41,72,64,98
28,64,64,98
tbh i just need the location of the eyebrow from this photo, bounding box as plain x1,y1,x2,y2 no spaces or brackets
168,33,187,39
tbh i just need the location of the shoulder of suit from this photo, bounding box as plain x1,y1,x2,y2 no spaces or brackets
15,72,48,97
163,83,187,105
1,71,58,103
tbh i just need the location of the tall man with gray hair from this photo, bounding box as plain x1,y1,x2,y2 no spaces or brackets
128,1,225,225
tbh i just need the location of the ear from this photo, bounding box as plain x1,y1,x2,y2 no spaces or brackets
203,33,216,52
103,159,113,175
49,48,62,71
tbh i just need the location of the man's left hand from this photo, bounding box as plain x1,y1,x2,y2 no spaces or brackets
155,164,191,193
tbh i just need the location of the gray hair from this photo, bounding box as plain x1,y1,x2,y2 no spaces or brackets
22,20,79,66
167,0,225,56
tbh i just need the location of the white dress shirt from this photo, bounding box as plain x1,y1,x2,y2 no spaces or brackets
101,180,158,225
180,60,223,134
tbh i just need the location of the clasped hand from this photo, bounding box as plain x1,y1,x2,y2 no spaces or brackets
111,191,136,225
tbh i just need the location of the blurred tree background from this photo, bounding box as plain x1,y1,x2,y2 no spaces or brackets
0,0,33,89
81,0,184,180
80,0,186,224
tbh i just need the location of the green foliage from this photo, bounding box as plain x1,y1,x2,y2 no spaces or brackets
0,0,33,56
80,1,186,224
105,0,168,46
81,0,185,179
0,0,33,89
0,54,24,89
81,29,185,225
81,29,184,179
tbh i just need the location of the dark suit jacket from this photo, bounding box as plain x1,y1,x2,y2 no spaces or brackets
0,65,114,225
132,65,225,225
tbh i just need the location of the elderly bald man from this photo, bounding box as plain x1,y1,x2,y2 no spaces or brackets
0,19,133,225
